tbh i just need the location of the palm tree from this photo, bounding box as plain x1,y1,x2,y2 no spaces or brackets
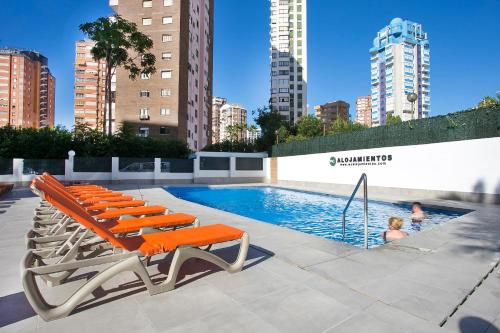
225,125,238,142
235,123,247,142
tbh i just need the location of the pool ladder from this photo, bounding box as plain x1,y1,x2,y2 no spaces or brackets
342,173,369,249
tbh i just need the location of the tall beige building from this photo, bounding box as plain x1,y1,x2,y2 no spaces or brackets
270,0,308,123
73,40,110,131
355,96,372,127
211,96,226,143
219,103,247,142
110,0,213,150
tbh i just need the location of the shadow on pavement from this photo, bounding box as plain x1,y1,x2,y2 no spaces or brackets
459,316,499,333
0,292,36,327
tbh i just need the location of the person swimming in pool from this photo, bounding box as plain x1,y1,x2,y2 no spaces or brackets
410,202,427,231
381,217,409,243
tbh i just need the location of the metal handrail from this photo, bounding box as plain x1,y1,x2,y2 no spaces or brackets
342,173,369,249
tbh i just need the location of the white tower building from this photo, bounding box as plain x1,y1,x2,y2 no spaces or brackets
370,18,430,126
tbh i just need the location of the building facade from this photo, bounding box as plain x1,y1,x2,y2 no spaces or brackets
0,48,55,128
270,0,307,124
211,96,226,143
110,0,213,150
314,101,350,129
355,95,372,127
73,40,110,131
218,103,247,142
370,18,430,126
246,127,261,142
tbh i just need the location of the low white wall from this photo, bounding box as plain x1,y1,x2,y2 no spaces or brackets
2,152,268,186
277,137,500,195
193,152,268,182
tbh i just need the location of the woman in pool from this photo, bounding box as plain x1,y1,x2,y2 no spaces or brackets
382,217,409,242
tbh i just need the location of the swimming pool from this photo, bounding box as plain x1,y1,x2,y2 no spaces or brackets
165,186,464,248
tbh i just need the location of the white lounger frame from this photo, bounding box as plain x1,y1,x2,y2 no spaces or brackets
22,232,249,321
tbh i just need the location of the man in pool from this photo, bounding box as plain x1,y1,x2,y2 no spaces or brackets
410,202,427,231
381,217,409,242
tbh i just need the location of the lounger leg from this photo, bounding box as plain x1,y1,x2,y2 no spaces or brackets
22,252,149,322
149,232,250,295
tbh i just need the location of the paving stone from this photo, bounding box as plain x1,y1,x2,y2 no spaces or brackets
246,284,357,333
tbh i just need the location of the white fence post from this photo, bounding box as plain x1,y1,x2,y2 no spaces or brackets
154,158,161,184
65,150,75,183
111,157,119,184
13,158,23,184
229,156,237,179
193,154,200,181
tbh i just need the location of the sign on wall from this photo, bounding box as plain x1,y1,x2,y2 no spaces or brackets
330,154,393,167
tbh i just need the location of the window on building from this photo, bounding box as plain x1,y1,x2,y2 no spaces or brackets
142,18,152,26
139,90,150,97
141,73,151,80
162,16,173,24
160,88,171,97
139,108,150,121
138,127,149,137
162,52,172,60
162,34,173,42
160,127,169,135
142,0,152,7
164,0,173,6
160,108,170,116
161,70,172,79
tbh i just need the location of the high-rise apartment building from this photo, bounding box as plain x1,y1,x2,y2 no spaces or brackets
314,101,349,128
211,96,226,143
370,18,430,126
355,95,372,127
270,0,307,124
219,103,247,142
110,0,213,150
0,48,55,128
73,40,110,131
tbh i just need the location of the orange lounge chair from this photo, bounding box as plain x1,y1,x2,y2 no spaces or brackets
22,181,249,322
28,179,198,249
38,176,158,217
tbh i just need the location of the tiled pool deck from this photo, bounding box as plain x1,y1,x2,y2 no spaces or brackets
0,184,499,332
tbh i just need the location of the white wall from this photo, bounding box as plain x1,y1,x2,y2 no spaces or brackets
278,137,500,194
194,152,268,180
3,153,267,186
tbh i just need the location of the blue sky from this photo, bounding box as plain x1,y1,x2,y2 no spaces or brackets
1,0,499,128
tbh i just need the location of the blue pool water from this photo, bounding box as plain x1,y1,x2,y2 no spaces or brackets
166,186,464,248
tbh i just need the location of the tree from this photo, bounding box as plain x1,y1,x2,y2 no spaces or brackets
276,125,290,143
255,106,289,148
329,118,368,135
225,125,238,142
477,95,500,108
296,115,323,138
385,113,402,126
80,16,156,135
234,123,247,141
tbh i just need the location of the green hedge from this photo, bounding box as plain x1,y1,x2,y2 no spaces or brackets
0,125,190,159
272,107,500,157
